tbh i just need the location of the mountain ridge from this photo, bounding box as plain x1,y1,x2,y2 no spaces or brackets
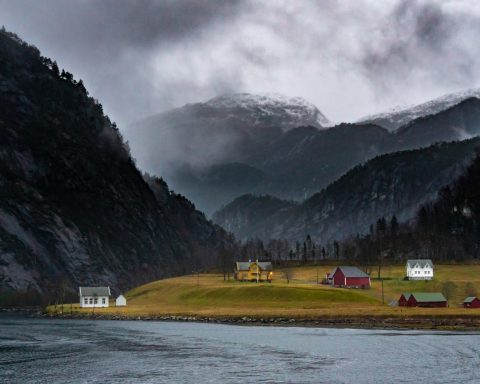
213,138,480,243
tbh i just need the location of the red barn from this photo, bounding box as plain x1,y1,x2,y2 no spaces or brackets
398,292,447,308
464,297,480,308
329,266,371,288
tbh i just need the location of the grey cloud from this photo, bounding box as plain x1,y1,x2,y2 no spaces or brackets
1,0,480,127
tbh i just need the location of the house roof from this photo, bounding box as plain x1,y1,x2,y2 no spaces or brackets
464,296,478,303
236,262,251,271
403,292,446,302
79,286,110,297
235,261,273,271
406,259,433,269
258,262,273,271
332,266,370,278
401,293,412,300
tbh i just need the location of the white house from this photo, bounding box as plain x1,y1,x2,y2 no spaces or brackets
406,259,434,280
116,295,127,307
79,286,110,308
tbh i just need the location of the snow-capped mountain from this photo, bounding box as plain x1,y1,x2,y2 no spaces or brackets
203,93,331,129
126,92,330,177
358,88,480,131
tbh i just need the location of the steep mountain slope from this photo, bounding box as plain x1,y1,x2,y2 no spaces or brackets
212,194,296,240
250,123,390,200
358,89,480,131
214,138,480,242
0,30,231,298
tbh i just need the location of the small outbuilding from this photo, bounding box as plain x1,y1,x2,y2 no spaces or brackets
328,266,371,288
398,292,447,308
116,295,127,307
463,297,480,308
79,286,110,308
234,261,273,282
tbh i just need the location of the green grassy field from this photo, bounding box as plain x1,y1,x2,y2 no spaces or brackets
49,264,480,321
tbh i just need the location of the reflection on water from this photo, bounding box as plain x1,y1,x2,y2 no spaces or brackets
1,315,480,383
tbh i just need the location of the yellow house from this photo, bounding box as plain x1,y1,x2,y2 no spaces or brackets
234,261,273,282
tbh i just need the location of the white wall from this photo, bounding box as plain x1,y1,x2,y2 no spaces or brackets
116,295,127,306
406,265,433,280
79,296,109,308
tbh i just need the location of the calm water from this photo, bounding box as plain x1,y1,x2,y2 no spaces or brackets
1,315,480,383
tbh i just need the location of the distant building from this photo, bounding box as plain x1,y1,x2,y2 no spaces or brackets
406,259,434,280
328,266,371,288
234,261,273,282
116,295,127,307
463,297,480,308
79,286,110,308
398,292,447,308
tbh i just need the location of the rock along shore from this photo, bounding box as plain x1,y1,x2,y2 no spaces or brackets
40,312,480,331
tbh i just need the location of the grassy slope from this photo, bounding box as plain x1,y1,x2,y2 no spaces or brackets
51,264,480,320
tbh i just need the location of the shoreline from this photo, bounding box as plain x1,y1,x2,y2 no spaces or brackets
37,311,480,331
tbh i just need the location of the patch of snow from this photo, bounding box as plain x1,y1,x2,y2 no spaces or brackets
358,88,480,131
205,93,331,129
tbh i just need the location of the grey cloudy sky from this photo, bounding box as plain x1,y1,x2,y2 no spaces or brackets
1,0,480,127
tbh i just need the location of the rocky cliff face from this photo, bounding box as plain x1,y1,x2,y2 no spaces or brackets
213,138,480,243
0,30,231,297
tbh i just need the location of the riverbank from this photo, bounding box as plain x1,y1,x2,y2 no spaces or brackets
40,311,480,331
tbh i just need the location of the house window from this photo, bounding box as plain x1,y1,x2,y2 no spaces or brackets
102,298,106,304
94,298,98,304
89,298,93,304
84,298,88,304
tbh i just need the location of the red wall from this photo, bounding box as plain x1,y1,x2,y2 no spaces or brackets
332,269,370,287
332,269,345,286
398,295,408,307
464,298,480,308
345,277,370,287
407,296,447,307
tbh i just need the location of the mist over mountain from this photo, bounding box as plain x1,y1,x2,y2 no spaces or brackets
128,94,480,215
0,30,232,298
214,138,480,243
126,92,329,174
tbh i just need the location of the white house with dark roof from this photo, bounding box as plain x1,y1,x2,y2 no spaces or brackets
79,286,111,308
406,259,434,280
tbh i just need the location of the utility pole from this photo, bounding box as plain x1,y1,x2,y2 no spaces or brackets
381,278,384,305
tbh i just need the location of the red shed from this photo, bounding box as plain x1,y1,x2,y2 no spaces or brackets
398,292,447,308
329,266,370,288
464,297,480,308
398,293,410,307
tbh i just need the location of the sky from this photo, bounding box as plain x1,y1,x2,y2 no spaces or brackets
1,0,480,128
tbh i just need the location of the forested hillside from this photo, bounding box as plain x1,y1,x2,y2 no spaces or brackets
0,29,233,304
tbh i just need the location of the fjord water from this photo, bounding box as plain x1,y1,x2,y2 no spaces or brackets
1,315,479,383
